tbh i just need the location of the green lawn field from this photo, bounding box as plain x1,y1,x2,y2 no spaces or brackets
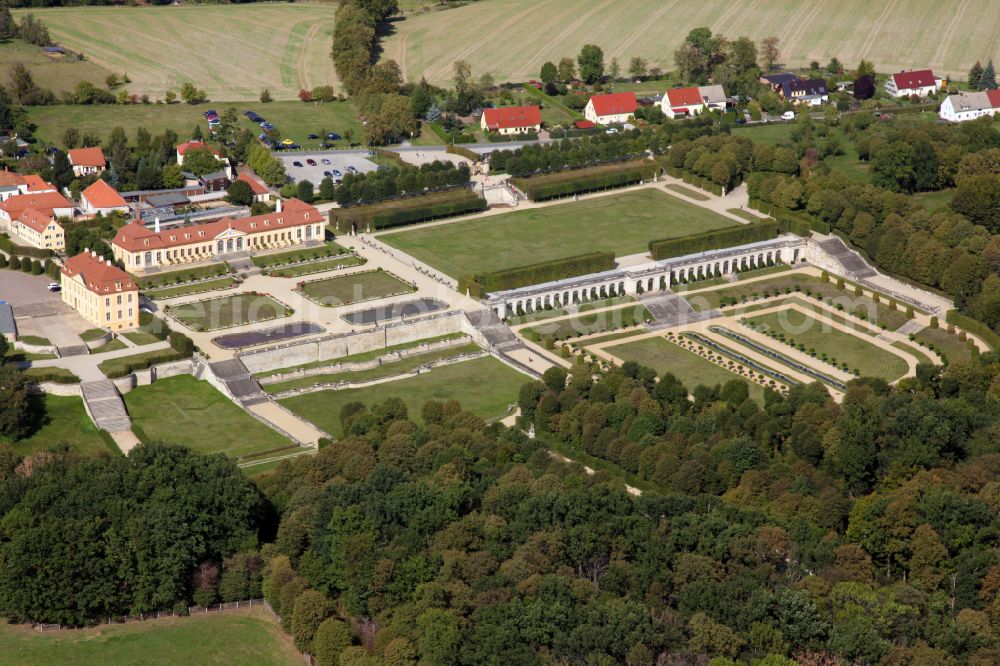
382,189,738,278
0,39,112,97
14,5,338,101
298,270,414,306
382,0,997,86
606,335,765,404
27,100,363,150
0,610,300,666
280,356,526,436
0,395,116,458
746,310,909,381
166,293,289,331
123,375,291,458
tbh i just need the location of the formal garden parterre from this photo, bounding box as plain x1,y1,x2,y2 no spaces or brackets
295,269,416,307
164,293,293,332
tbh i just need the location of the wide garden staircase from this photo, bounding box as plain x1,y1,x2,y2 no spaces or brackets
80,380,132,433
815,237,877,279
465,309,523,352
56,344,89,358
209,359,269,407
639,292,716,329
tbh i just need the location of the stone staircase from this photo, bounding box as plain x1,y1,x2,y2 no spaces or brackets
209,358,269,406
80,380,132,433
638,292,717,329
56,344,89,358
816,237,877,278
466,309,523,352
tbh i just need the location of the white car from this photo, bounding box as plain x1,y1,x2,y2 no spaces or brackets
46,282,60,292
781,111,796,120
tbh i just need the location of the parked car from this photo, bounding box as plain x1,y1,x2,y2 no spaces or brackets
46,282,60,292
326,132,340,140
346,165,358,173
781,111,795,120
735,118,747,125
203,110,217,118
287,144,301,150
281,139,295,146
323,170,332,178
331,169,342,177
307,133,319,140
606,128,619,134
321,158,331,165
306,158,317,166
292,161,303,167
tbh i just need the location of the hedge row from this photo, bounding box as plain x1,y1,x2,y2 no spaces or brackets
101,349,191,379
371,148,405,164
649,221,778,260
330,189,487,233
446,144,480,161
23,369,80,384
659,162,730,197
749,199,832,235
547,127,603,139
0,233,52,258
511,160,657,201
946,309,1000,351
459,251,615,298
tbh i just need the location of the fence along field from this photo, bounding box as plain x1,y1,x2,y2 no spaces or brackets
12,5,339,101
384,0,1000,85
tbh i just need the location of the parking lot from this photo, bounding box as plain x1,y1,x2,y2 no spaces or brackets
274,151,378,185
0,270,90,346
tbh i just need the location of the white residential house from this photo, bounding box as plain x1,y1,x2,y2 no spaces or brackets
584,92,638,125
885,69,942,98
939,90,1000,122
660,85,728,119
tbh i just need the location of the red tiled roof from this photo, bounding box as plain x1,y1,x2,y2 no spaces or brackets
482,105,541,130
237,172,269,195
891,69,936,90
67,147,106,168
666,86,704,107
62,251,136,294
0,170,26,187
16,208,58,234
574,120,596,129
987,89,1000,108
176,140,220,156
588,92,637,117
22,175,56,192
112,198,320,252
82,179,127,210
0,190,73,219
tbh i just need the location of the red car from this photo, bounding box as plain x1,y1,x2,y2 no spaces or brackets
306,158,317,166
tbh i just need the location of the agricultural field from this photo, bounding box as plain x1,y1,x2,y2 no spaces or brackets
0,40,112,96
383,0,1000,86
123,375,291,459
13,4,338,101
27,100,363,149
0,610,301,666
605,335,766,404
280,356,525,436
382,188,738,278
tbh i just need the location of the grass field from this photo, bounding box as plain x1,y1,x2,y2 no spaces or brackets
0,39,112,97
280,356,525,436
298,270,414,306
0,395,115,458
166,293,290,331
746,310,909,381
383,189,737,278
124,375,291,458
0,610,301,666
14,5,338,101
27,100,363,149
606,335,766,404
916,326,973,364
145,277,237,301
383,0,1000,86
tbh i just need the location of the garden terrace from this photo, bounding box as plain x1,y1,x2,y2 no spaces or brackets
165,293,291,332
521,304,651,342
296,270,415,307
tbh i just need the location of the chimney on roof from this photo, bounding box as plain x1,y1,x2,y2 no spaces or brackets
276,198,282,213
106,259,111,267
154,216,160,233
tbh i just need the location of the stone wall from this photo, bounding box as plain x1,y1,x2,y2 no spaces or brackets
34,381,82,397
14,340,58,356
84,331,112,351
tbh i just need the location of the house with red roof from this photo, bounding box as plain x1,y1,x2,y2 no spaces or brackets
480,105,542,135
61,249,139,331
112,198,324,273
660,85,728,119
939,90,1000,122
0,190,75,235
885,69,942,98
0,170,57,202
67,147,107,177
10,208,64,251
236,171,273,203
584,92,638,125
176,140,231,177
80,179,129,216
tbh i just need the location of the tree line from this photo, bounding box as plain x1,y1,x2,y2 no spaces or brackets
334,160,470,206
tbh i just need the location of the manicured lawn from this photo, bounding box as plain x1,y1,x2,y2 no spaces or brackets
80,328,107,342
606,336,765,404
666,183,710,201
264,343,482,394
16,335,50,346
135,264,230,290
893,340,936,366
731,123,795,145
0,610,301,666
23,367,80,383
727,208,764,223
280,356,526,436
91,338,127,354
251,242,347,268
0,395,116,458
297,270,414,307
97,348,182,379
121,330,163,346
745,310,909,381
382,189,738,278
145,277,237,300
124,376,290,458
166,293,291,331
824,133,870,183
267,255,365,278
522,305,651,341
916,326,973,364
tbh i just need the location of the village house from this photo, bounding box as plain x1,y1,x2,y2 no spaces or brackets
0,171,56,202
176,140,232,178
61,249,140,331
480,105,542,135
584,92,637,125
885,69,941,98
939,90,1000,122
759,72,799,92
782,78,829,106
0,189,74,234
660,85,727,119
80,179,130,216
236,172,273,203
67,147,107,177
9,208,64,252
111,198,324,273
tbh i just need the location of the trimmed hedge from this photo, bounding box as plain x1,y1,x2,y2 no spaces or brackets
511,160,657,201
649,221,778,260
459,251,615,298
946,310,1000,351
750,198,832,234
99,349,191,379
23,368,80,384
446,144,480,161
330,189,487,233
0,234,53,259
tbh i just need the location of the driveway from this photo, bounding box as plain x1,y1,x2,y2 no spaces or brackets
0,270,91,345
274,150,378,184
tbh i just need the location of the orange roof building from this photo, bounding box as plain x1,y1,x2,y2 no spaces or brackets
112,198,324,273
81,179,129,215
584,92,638,125
480,106,542,135
68,147,107,176
0,190,74,224
236,171,272,201
10,207,64,251
61,250,140,331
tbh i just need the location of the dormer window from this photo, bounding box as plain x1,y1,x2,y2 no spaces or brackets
169,235,176,241
184,233,190,239
304,213,310,220
143,239,149,246
250,222,256,229
278,218,283,224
